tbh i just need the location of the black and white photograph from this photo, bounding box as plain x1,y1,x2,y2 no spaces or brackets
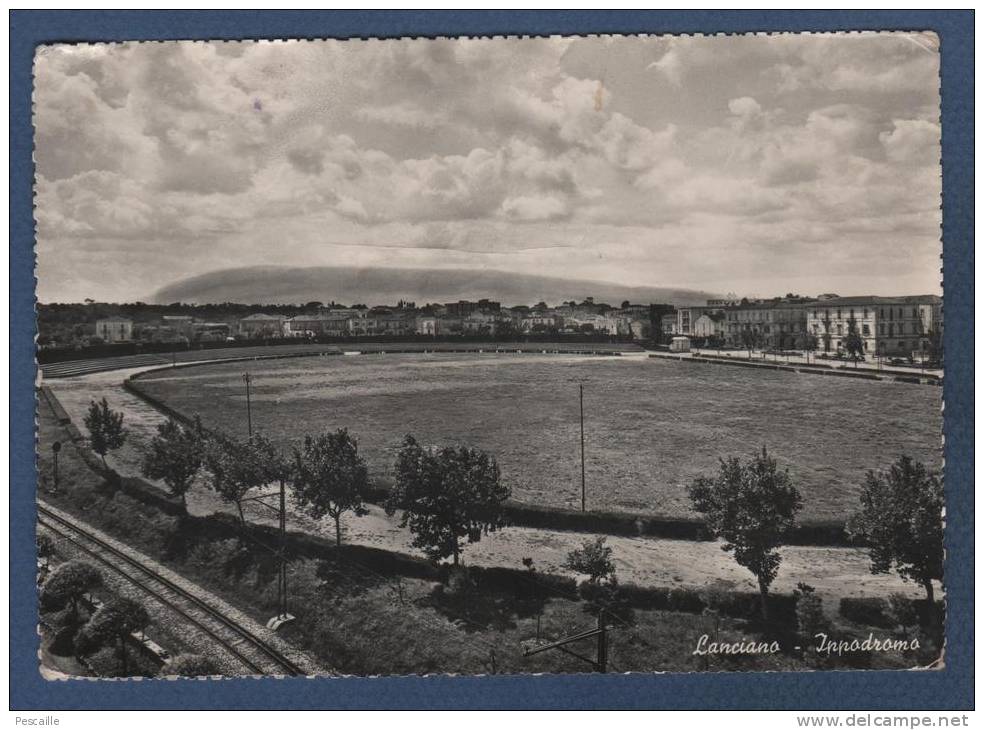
33,32,945,680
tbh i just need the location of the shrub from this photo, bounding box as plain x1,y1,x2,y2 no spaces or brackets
839,597,893,628
887,592,919,636
39,560,103,619
794,584,828,663
162,654,219,677
446,566,476,597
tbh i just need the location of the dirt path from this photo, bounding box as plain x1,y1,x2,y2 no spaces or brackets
45,365,929,605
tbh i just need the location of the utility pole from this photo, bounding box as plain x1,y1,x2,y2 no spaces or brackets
51,441,61,493
244,475,294,631
522,609,609,672
580,384,586,513
597,610,608,673
278,477,288,618
242,372,253,438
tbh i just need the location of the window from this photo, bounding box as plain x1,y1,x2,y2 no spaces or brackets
862,324,870,336
863,308,869,319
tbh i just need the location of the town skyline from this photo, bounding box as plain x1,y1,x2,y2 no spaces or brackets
34,34,942,303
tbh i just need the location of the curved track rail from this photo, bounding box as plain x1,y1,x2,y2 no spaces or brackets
37,504,305,676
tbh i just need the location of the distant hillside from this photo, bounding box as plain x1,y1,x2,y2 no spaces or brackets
152,266,716,307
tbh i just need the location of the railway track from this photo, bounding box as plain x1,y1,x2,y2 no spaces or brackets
37,503,306,677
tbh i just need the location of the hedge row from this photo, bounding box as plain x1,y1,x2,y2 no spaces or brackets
175,511,800,623
839,596,945,628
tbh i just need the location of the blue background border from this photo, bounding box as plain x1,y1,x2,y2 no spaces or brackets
9,10,974,710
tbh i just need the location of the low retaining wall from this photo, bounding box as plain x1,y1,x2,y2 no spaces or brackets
649,352,940,385
201,511,800,623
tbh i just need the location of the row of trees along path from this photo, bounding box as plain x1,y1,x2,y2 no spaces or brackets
87,398,943,629
135,408,511,559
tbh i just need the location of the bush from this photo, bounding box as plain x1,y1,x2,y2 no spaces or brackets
794,584,828,650
446,566,476,597
839,597,893,628
887,592,919,634
162,654,219,677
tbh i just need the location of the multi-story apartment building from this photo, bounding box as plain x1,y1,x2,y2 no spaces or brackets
95,317,133,343
723,299,809,349
521,312,562,333
693,312,725,341
238,313,287,338
161,315,195,340
415,315,441,336
805,295,941,357
444,299,501,318
675,307,702,336
660,313,678,336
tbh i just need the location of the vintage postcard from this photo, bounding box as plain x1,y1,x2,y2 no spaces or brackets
33,32,944,681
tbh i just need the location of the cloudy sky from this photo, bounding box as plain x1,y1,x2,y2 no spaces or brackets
34,32,942,303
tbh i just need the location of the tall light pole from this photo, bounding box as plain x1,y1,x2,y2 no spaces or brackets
580,384,586,513
242,372,253,438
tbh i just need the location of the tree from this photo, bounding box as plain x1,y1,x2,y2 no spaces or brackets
848,456,944,629
292,429,371,546
564,536,616,585
141,417,204,509
564,536,631,622
739,328,763,359
83,397,126,468
796,331,819,364
36,533,54,560
494,318,517,340
843,318,865,367
924,328,943,367
793,583,827,664
76,596,149,675
385,435,510,565
202,433,285,525
39,559,103,621
161,653,219,677
687,447,803,622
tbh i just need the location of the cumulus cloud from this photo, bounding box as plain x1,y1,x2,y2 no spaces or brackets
33,34,942,302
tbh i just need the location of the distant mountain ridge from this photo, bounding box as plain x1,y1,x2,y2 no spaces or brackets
152,266,717,307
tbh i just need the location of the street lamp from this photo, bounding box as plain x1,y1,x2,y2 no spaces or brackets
242,372,253,438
